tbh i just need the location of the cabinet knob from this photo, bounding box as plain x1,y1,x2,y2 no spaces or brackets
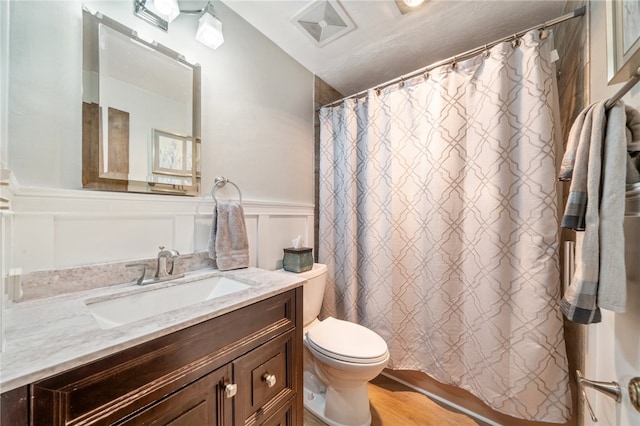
225,383,237,398
263,373,277,388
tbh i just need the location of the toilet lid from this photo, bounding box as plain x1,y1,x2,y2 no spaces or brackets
306,317,389,364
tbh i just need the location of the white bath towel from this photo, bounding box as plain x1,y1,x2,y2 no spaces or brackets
208,201,249,271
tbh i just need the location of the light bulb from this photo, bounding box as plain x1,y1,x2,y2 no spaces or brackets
196,12,224,49
154,0,180,22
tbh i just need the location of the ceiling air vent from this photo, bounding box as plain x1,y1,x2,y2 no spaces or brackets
291,0,355,47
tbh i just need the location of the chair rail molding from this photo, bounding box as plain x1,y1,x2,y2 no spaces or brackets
4,180,314,274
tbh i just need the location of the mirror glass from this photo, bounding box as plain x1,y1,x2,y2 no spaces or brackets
82,9,201,195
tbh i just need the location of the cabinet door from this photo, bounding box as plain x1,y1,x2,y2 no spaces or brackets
117,364,233,426
0,386,28,426
259,399,296,426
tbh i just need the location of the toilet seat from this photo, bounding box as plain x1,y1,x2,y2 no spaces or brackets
306,317,389,364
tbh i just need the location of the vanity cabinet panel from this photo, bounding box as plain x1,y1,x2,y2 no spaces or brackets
18,288,303,426
234,330,296,425
117,365,232,426
257,399,296,426
0,385,28,426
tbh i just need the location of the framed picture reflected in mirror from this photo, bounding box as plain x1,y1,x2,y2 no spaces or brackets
152,129,194,178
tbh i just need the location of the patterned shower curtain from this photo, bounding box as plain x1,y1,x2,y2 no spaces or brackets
318,30,571,422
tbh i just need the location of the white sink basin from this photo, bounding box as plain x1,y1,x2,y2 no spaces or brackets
87,276,252,329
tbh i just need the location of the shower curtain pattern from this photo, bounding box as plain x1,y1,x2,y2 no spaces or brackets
318,31,571,422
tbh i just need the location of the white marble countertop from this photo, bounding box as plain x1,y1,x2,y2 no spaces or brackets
0,267,305,393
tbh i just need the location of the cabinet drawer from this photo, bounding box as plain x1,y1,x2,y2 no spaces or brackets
234,330,296,425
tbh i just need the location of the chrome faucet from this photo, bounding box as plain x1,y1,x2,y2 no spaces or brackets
125,247,185,286
156,246,180,279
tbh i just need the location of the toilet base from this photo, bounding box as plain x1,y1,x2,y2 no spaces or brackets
303,385,371,426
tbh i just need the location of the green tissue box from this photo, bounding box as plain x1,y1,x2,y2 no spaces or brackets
283,247,313,273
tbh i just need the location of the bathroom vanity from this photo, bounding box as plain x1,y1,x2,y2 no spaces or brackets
0,268,304,425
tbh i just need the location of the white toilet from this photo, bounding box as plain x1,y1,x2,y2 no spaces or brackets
281,263,389,426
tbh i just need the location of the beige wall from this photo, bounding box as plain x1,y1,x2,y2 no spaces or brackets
5,0,314,204
554,1,589,425
313,76,343,259
1,0,316,286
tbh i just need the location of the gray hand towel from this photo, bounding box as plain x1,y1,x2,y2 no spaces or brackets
559,101,597,181
208,200,249,271
560,101,629,323
560,102,599,230
598,102,627,312
560,101,606,323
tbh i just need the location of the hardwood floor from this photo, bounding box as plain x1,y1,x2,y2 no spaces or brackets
303,375,485,426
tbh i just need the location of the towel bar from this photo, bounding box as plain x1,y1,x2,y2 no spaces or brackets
212,176,242,203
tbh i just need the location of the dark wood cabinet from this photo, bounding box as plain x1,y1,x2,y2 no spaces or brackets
0,385,28,425
258,399,296,426
117,365,232,426
1,288,303,426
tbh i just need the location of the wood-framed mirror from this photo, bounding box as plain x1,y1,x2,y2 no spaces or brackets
82,7,201,196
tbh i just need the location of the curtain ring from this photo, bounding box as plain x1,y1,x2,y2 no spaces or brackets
399,77,405,88
483,45,490,59
511,35,520,48
539,25,549,40
451,56,458,71
423,70,430,80
375,87,381,96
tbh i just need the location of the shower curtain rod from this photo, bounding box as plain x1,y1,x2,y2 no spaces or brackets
319,5,586,110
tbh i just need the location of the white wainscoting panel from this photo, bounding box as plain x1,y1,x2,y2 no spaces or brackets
194,214,212,254
245,216,259,267
6,184,314,274
257,215,314,270
53,215,176,268
174,214,195,255
12,214,55,272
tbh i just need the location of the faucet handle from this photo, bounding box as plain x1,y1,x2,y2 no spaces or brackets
126,263,149,285
158,246,179,257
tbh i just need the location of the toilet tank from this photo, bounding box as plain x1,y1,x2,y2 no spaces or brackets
288,263,327,327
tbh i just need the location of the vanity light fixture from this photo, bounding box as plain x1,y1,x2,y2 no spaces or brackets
133,0,224,50
154,0,180,23
394,0,428,14
195,3,224,49
134,0,169,31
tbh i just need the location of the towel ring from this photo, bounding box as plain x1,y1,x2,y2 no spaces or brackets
212,176,242,203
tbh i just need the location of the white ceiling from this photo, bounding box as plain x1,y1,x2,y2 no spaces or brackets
221,0,570,96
